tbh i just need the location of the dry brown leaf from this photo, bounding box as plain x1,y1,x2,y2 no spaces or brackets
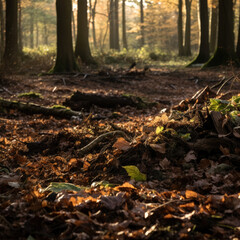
184,150,197,163
159,157,171,169
150,143,166,154
112,137,131,151
219,145,230,155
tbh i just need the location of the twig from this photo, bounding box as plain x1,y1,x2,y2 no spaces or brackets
216,75,235,95
78,130,130,156
2,87,13,95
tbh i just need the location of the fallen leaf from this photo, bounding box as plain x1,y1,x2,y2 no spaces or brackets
184,150,197,163
113,137,131,151
150,143,166,154
122,165,147,181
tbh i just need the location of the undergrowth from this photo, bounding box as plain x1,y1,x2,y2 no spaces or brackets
18,45,193,72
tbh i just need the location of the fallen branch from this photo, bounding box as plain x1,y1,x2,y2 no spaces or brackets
64,91,155,110
78,130,130,156
0,98,82,119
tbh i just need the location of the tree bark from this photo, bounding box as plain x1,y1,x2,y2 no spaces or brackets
114,0,120,50
3,0,19,67
51,0,79,73
204,0,236,67
0,0,4,60
18,0,23,53
30,11,34,48
122,0,128,49
36,20,39,48
43,18,48,45
178,0,184,56
188,0,210,65
184,0,192,56
75,0,96,65
72,10,76,45
236,2,240,59
109,0,115,49
210,0,218,52
89,0,97,48
140,0,145,47
0,98,82,119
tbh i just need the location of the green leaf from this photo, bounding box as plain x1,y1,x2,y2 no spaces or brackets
122,165,147,181
156,126,164,135
43,182,84,193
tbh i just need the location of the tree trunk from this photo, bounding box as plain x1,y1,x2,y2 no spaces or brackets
43,18,48,45
140,0,144,47
188,0,210,65
75,0,96,65
51,0,78,73
178,0,184,56
30,12,34,48
18,0,23,53
72,10,76,45
236,2,240,59
122,0,128,49
109,0,115,49
36,20,39,48
90,0,97,48
114,0,120,50
184,0,192,56
3,0,19,67
0,0,4,60
210,0,218,52
204,0,236,67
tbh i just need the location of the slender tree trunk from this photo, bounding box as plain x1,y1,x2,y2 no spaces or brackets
236,1,240,58
204,0,236,67
114,0,120,50
36,21,39,48
18,0,23,53
3,0,19,67
51,0,78,73
72,10,76,44
188,0,209,65
109,0,115,49
184,0,192,56
43,18,48,45
178,0,184,56
75,0,96,64
30,12,34,49
210,0,218,52
0,0,4,60
140,0,144,47
122,0,128,49
90,0,97,48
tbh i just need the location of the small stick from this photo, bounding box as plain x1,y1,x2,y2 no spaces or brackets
78,130,130,156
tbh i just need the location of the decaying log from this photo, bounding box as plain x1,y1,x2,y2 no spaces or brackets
64,91,155,110
0,98,82,119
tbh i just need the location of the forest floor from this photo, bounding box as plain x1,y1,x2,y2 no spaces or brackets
0,65,240,239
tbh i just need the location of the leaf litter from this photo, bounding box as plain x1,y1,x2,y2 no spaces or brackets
0,68,240,239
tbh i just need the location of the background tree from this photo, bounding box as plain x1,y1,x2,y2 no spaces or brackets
178,0,184,56
184,0,192,56
188,0,209,65
122,0,128,49
140,0,144,47
204,0,236,67
109,0,119,50
0,0,4,61
89,0,98,48
209,0,218,52
75,0,95,64
51,0,78,73
3,0,19,67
